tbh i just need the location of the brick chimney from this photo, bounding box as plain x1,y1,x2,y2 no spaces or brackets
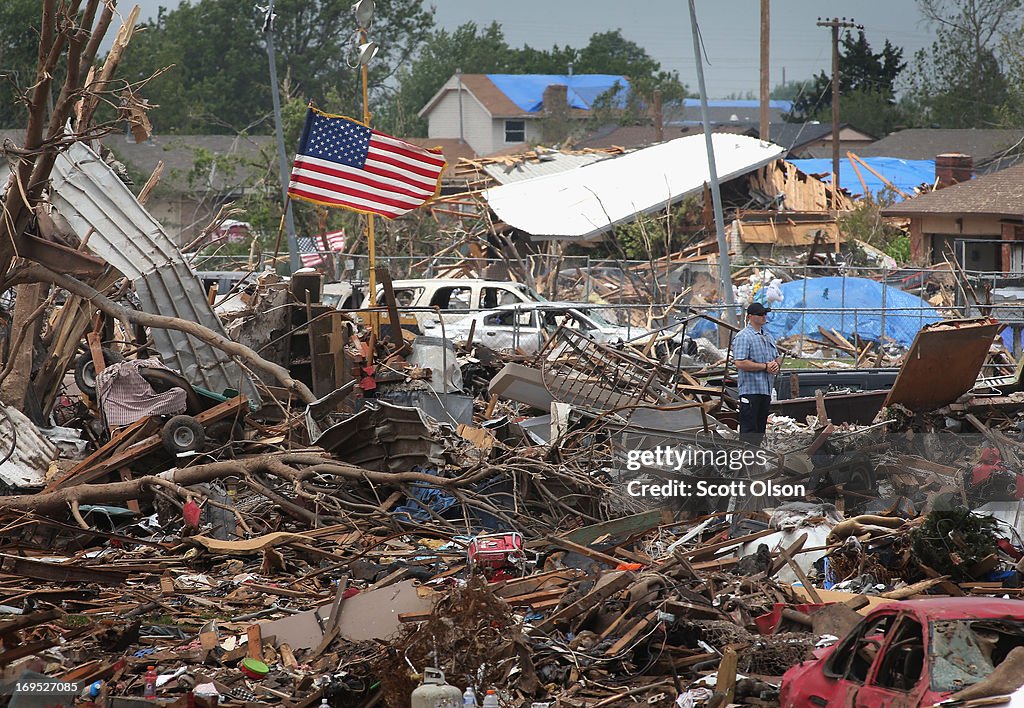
935,153,973,188
542,84,569,117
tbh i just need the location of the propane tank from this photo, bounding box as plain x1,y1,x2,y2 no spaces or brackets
410,668,462,708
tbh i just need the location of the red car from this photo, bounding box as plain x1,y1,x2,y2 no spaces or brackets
779,598,1024,707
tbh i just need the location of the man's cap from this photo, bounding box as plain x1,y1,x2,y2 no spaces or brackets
747,302,771,316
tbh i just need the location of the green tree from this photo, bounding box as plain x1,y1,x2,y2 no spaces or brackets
0,0,69,127
770,80,813,102
118,0,434,134
376,21,515,136
787,30,905,135
903,0,1020,127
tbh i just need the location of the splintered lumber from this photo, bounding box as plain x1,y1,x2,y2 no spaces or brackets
604,610,659,657
545,536,621,567
535,571,632,631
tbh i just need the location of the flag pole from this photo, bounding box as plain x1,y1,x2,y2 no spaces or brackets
360,24,378,337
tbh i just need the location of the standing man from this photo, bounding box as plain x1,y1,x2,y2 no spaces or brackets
733,302,781,441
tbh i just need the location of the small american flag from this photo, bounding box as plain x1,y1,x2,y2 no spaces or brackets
296,237,324,268
287,107,445,219
323,229,346,251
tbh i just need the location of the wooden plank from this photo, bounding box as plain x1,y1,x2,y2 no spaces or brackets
545,536,621,567
713,648,738,705
682,528,776,561
603,610,658,657
776,533,821,604
246,625,263,661
374,266,406,353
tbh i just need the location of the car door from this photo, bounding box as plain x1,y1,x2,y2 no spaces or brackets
855,613,928,708
478,310,539,352
814,611,898,708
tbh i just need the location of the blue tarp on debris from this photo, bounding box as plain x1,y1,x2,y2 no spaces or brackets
486,74,630,112
765,277,941,347
688,276,941,347
789,158,937,202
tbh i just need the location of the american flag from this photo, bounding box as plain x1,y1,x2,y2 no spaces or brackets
296,236,325,268
323,229,346,251
287,107,446,219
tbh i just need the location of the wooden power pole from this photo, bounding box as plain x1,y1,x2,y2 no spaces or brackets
759,0,770,141
816,17,861,209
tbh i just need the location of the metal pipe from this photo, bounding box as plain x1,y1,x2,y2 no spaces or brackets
687,0,735,326
263,0,299,274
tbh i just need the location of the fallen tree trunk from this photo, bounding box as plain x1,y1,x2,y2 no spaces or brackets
0,456,291,515
8,263,316,403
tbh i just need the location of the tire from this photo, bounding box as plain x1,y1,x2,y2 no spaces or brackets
74,349,125,399
161,415,206,455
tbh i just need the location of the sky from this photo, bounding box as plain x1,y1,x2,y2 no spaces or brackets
127,0,935,97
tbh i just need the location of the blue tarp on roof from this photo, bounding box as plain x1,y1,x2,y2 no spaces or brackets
689,276,941,347
789,158,936,202
486,74,630,112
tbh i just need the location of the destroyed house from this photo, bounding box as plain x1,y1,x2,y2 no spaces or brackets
418,73,630,156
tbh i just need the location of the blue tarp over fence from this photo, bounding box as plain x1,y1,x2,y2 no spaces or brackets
765,276,941,346
690,276,941,347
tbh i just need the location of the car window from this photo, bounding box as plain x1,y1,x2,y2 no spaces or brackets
394,288,421,307
429,286,472,310
873,616,924,692
825,613,896,684
931,619,1024,694
515,283,548,302
375,286,422,307
485,312,514,327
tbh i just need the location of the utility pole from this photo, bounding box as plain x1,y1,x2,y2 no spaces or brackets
817,17,860,210
759,0,770,141
688,0,735,325
263,0,300,274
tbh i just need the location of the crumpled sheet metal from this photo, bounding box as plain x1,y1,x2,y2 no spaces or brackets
883,317,1000,412
313,400,450,473
47,141,259,403
0,406,56,488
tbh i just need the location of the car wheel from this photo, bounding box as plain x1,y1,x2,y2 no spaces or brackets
161,415,206,455
74,349,125,399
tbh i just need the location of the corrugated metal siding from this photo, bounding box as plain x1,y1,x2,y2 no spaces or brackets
483,153,608,184
47,142,260,402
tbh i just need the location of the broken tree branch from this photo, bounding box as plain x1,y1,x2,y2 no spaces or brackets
8,263,316,403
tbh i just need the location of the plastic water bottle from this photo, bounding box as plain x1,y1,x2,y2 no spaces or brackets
482,690,499,707
143,666,157,699
463,686,477,707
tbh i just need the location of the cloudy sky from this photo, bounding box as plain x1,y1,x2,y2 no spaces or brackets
126,0,934,96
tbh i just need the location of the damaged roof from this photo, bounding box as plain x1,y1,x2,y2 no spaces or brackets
483,133,784,240
882,161,1024,218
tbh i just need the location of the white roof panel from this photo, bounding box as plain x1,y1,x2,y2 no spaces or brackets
483,133,784,240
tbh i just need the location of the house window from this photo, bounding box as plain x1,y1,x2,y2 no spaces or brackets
504,120,525,143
